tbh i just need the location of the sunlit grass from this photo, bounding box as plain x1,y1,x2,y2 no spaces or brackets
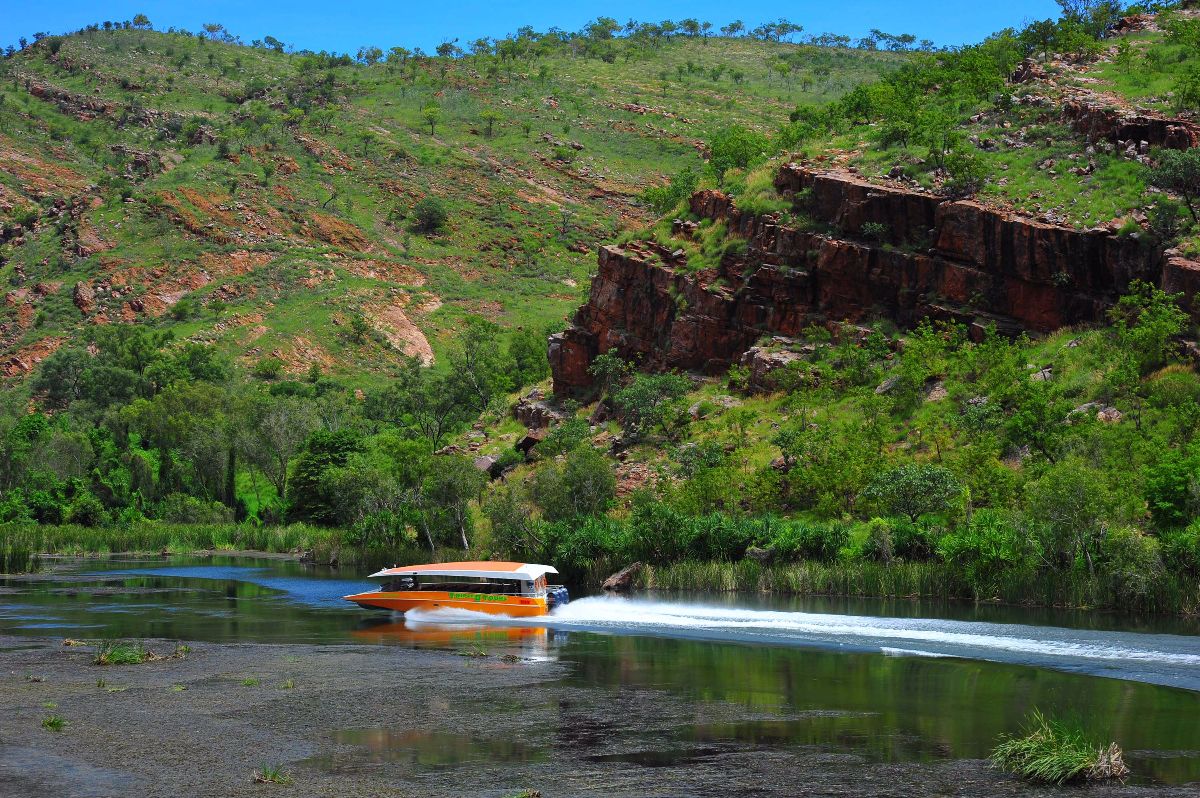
992,710,1129,785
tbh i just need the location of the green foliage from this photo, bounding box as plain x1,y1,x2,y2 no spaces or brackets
938,510,1041,596
1107,280,1188,375
530,445,615,521
640,167,699,213
285,429,363,525
862,464,963,522
93,640,151,666
1149,149,1200,223
992,709,1127,785
611,373,691,441
411,196,448,232
707,125,771,182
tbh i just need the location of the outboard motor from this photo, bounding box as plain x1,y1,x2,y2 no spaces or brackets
547,585,570,610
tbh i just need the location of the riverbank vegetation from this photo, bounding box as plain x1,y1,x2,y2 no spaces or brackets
992,710,1129,785
3,4,1200,617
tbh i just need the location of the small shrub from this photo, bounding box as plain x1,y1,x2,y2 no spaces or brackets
411,197,448,232
41,715,67,732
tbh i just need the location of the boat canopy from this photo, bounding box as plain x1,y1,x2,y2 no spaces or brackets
368,561,558,582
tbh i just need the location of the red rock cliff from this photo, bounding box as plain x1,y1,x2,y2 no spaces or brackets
550,164,1198,396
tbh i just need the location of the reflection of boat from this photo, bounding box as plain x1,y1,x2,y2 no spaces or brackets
352,618,550,649
342,561,569,617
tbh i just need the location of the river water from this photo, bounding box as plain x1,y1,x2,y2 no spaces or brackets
3,555,1199,786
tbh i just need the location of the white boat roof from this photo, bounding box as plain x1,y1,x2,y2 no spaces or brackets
368,561,558,581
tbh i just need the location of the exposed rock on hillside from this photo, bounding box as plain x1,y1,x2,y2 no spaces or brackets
551,164,1200,396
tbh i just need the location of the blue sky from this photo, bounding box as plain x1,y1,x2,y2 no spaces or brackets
8,1,1066,53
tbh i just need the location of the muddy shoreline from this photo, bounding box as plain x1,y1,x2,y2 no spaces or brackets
0,634,1193,798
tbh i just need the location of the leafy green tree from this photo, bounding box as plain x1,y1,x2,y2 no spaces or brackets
611,373,691,441
1107,280,1187,375
417,455,487,550
862,463,964,523
1149,149,1200,223
530,444,615,521
286,429,363,524
447,316,514,412
411,196,448,232
421,103,441,135
1025,456,1120,574
509,328,550,387
707,125,770,182
1145,448,1200,529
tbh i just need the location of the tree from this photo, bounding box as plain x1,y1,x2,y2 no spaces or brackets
530,444,615,521
421,103,441,135
1107,280,1188,374
131,13,152,30
411,196,447,232
242,395,318,505
480,109,501,138
721,20,745,37
286,429,363,524
611,373,691,441
418,455,487,550
707,125,771,182
1025,456,1119,574
447,316,513,412
862,463,963,523
356,46,383,65
509,328,550,387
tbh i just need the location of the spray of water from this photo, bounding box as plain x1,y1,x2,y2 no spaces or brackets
406,596,1200,688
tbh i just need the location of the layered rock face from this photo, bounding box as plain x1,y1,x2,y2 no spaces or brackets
1061,97,1200,151
550,164,1198,396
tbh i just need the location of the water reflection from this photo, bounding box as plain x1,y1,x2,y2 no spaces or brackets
309,729,546,773
3,556,1199,785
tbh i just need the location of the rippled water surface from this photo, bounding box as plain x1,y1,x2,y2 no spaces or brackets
3,556,1199,785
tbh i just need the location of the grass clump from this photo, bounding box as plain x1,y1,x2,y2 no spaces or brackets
991,710,1129,785
252,764,293,785
92,640,152,666
41,715,67,732
456,643,490,658
241,677,261,686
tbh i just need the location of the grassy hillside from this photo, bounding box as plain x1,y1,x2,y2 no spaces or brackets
0,24,902,385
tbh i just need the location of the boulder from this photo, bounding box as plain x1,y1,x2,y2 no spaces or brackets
473,455,503,479
738,344,808,393
515,430,546,458
514,391,566,430
745,545,776,564
601,562,643,593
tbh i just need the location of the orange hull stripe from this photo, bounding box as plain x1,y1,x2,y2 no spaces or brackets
344,590,549,617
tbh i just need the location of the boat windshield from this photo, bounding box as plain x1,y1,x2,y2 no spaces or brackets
380,575,537,595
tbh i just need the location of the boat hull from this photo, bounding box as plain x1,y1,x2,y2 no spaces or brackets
343,589,550,617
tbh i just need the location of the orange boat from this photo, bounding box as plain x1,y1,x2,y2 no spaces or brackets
343,561,569,617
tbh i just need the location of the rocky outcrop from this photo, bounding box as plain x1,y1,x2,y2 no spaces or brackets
601,562,643,592
551,164,1197,396
1061,97,1200,151
513,388,566,429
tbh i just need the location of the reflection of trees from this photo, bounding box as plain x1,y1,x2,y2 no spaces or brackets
558,634,1200,775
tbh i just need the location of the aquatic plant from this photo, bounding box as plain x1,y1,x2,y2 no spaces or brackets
456,643,491,658
991,710,1129,785
41,715,67,732
92,640,151,666
252,764,293,785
